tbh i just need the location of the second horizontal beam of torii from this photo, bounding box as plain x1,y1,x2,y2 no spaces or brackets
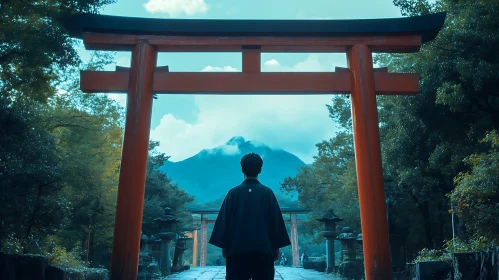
81,64,418,95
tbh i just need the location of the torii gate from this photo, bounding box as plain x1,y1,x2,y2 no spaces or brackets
62,12,445,280
188,207,310,267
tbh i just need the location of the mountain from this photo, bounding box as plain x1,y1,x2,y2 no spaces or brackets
160,136,305,203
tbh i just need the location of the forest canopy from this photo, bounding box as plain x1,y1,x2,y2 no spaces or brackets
0,0,193,268
281,0,499,259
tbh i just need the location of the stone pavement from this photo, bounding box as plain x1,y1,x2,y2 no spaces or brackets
164,266,339,279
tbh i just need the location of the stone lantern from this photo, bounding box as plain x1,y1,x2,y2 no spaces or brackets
356,233,363,258
337,227,362,279
172,232,191,272
337,227,357,261
140,234,148,252
154,207,179,276
317,208,343,273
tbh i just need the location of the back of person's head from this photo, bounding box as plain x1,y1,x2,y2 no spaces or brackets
240,153,263,178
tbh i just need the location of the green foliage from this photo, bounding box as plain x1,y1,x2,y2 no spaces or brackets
449,131,499,240
0,0,116,102
142,141,194,236
45,245,86,269
415,236,494,262
444,236,493,253
1,234,24,254
1,0,119,267
371,0,499,251
281,130,360,240
414,248,449,262
0,95,69,246
0,0,197,272
286,0,499,258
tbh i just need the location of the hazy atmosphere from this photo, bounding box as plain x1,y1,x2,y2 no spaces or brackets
81,0,403,163
2,0,498,279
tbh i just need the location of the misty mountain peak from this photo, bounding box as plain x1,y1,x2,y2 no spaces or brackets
161,137,305,203
226,136,246,146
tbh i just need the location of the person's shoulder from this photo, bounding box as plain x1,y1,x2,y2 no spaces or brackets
227,183,246,193
230,183,244,190
258,183,275,194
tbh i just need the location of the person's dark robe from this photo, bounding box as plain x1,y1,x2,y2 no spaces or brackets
209,179,291,259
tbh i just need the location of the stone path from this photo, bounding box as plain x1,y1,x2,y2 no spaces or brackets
164,266,339,279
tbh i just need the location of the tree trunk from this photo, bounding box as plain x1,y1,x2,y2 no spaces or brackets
406,188,434,249
25,179,59,239
455,215,467,241
86,227,91,265
89,228,95,265
434,199,445,247
422,201,433,249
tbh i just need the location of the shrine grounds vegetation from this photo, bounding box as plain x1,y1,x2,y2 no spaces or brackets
0,0,498,271
281,0,499,261
0,0,192,269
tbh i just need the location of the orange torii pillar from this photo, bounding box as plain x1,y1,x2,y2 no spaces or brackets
192,228,198,267
64,11,445,280
109,41,156,279
290,214,300,267
285,218,302,266
200,217,208,267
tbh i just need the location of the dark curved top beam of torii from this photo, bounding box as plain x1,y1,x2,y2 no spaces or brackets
62,13,445,53
62,12,445,52
61,12,447,95
62,11,446,280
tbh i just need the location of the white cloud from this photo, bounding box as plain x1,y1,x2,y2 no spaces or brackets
201,66,238,72
263,54,332,72
263,59,280,68
108,94,127,108
144,0,209,16
150,54,348,163
116,56,131,67
205,143,241,155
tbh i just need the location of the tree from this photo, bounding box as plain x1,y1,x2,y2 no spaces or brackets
374,0,499,248
283,0,499,256
142,141,194,236
0,50,126,267
49,91,124,266
34,52,123,266
449,130,499,241
1,0,115,102
0,95,68,249
281,131,360,240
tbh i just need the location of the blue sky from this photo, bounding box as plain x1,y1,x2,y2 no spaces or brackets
81,0,404,163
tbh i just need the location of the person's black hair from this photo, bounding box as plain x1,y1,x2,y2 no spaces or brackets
240,152,263,177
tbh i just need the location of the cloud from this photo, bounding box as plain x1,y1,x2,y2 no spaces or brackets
108,94,127,108
201,66,238,72
150,54,348,163
205,143,241,156
263,59,280,68
116,56,131,67
144,0,209,16
263,54,335,72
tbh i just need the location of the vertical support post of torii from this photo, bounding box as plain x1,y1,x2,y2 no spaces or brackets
110,41,157,280
290,213,300,267
242,48,261,73
347,44,392,280
200,217,207,267
192,229,198,267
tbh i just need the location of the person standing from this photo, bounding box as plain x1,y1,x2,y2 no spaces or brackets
209,153,291,280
